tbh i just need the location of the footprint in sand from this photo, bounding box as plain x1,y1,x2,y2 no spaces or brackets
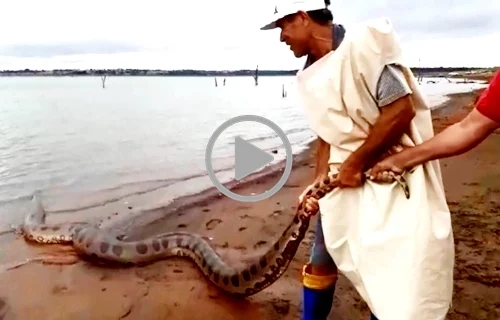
0,297,7,317
254,240,267,249
205,219,222,230
269,210,282,218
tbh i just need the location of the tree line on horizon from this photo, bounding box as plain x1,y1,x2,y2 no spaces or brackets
0,66,497,77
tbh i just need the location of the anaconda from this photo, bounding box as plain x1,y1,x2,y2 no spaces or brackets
19,171,410,297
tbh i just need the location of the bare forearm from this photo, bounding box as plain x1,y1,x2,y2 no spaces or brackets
393,110,499,169
349,97,415,169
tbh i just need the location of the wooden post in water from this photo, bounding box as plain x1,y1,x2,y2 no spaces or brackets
215,77,218,87
282,84,287,98
417,58,422,84
254,65,259,86
101,75,107,88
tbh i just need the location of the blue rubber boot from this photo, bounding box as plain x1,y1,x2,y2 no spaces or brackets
301,263,337,320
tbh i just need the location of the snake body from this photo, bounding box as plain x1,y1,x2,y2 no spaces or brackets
20,173,409,297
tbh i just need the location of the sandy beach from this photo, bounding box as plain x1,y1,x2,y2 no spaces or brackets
0,87,499,320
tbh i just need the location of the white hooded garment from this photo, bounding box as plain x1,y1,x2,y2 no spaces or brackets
296,17,455,320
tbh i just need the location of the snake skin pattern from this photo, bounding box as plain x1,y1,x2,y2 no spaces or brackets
20,172,410,297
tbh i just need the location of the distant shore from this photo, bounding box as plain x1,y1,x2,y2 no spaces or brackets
0,67,497,79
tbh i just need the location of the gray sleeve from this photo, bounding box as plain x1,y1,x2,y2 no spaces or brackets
376,64,413,107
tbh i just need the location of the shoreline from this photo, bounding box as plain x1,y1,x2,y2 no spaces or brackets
0,86,499,319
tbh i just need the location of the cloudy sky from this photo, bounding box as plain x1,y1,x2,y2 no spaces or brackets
1,0,499,70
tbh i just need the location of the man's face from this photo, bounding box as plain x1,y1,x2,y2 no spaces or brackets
276,12,311,58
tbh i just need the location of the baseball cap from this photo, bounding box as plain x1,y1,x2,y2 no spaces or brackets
260,0,328,30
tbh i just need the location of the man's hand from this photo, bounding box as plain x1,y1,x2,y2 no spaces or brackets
298,175,327,214
338,158,365,188
298,182,320,213
369,154,405,180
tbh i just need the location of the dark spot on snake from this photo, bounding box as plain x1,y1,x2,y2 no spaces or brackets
152,239,160,251
86,239,93,247
274,242,280,250
259,256,267,268
176,237,183,247
264,273,274,282
305,189,313,196
161,239,169,249
223,276,229,285
136,243,148,254
100,242,110,253
202,258,207,268
242,270,251,281
250,265,258,275
213,272,219,283
293,216,299,224
40,226,48,231
323,177,330,184
177,224,187,228
128,206,132,209
230,275,240,287
77,234,85,243
276,257,284,267
316,190,325,198
52,226,61,231
112,245,123,256
314,181,320,188
207,266,213,276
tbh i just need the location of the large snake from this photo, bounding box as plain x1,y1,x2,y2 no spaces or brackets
19,172,410,297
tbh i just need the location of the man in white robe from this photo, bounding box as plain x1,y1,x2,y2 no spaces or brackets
260,1,455,319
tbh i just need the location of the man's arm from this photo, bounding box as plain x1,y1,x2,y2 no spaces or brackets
370,70,500,176
347,95,416,168
338,64,416,186
371,108,499,174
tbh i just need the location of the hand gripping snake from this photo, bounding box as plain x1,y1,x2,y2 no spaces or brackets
18,171,410,297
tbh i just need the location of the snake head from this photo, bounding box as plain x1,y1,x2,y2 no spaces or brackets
364,170,410,199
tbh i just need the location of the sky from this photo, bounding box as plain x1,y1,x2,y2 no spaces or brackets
1,0,499,71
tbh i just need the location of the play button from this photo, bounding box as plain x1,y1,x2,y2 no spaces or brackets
234,136,274,181
205,115,293,202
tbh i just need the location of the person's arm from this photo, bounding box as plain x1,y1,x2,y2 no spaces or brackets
338,64,416,186
371,108,499,173
346,95,415,167
370,70,500,176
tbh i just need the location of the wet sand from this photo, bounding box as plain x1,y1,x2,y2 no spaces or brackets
0,88,499,320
